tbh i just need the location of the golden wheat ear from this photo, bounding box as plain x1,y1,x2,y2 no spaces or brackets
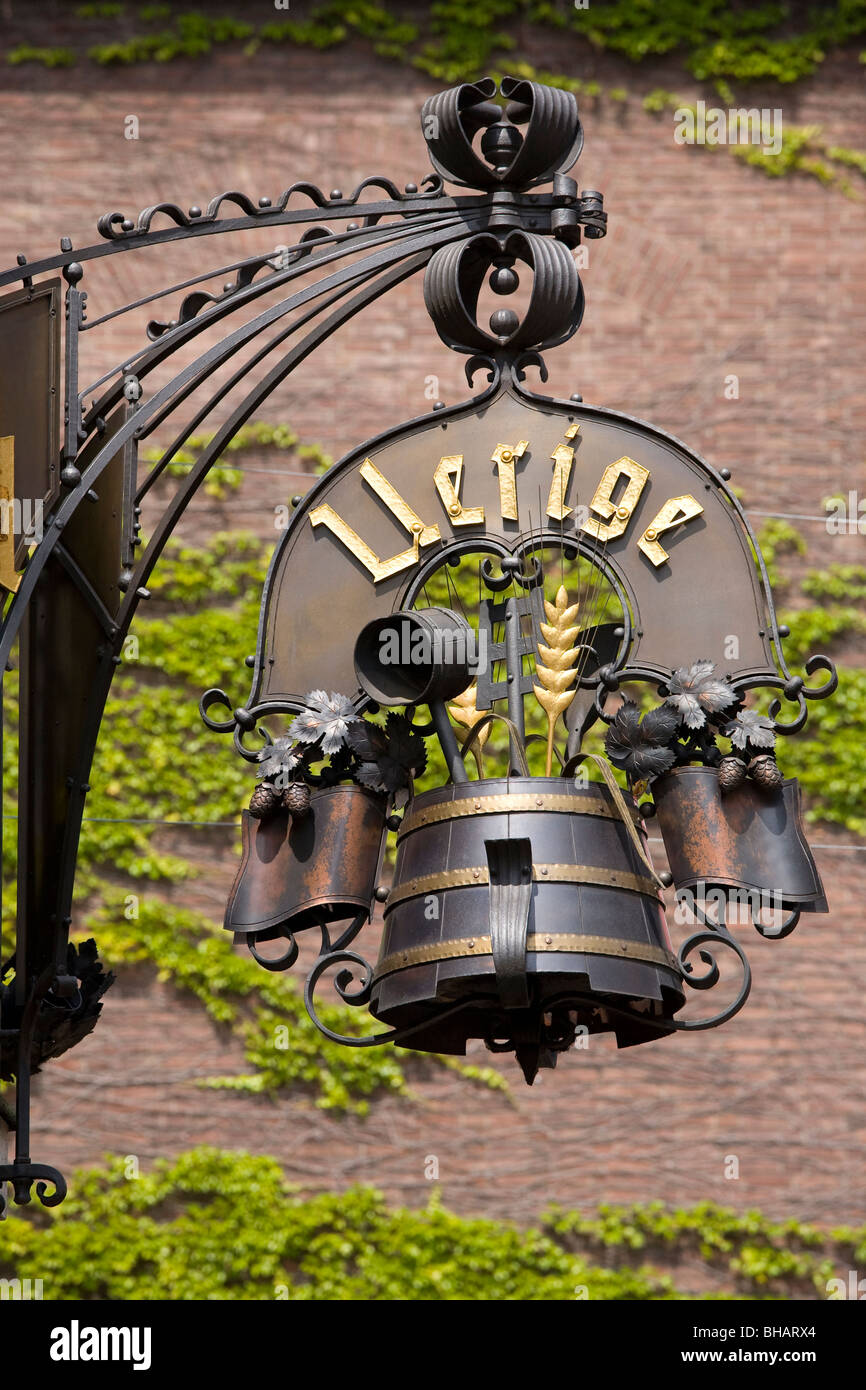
448,682,492,779
533,585,580,775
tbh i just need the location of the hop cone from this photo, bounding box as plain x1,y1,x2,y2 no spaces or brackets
249,782,281,819
283,782,312,817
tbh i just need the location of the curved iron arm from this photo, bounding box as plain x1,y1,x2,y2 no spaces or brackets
0,73,602,1209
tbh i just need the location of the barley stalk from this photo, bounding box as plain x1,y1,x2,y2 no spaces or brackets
533,585,580,775
449,682,491,778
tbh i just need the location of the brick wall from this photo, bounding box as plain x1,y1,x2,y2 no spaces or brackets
2,21,865,1252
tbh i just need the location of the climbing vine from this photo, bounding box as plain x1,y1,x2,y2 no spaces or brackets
4,3,866,190
1,1147,861,1299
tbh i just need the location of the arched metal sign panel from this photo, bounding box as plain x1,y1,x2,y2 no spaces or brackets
254,381,776,708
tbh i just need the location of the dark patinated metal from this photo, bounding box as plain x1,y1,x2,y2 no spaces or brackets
485,836,533,1009
354,607,474,706
368,777,685,1070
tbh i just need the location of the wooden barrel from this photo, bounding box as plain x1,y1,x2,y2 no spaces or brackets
369,776,684,1057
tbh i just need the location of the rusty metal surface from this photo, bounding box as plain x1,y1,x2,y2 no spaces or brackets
225,785,386,937
654,766,827,912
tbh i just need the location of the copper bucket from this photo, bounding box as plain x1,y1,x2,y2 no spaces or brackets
653,766,827,916
225,784,387,943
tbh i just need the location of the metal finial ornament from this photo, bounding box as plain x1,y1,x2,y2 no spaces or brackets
0,76,836,1204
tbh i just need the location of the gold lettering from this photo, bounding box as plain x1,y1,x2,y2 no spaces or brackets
0,437,20,596
638,493,704,566
309,458,440,584
581,456,649,543
546,443,575,521
492,439,529,522
433,454,484,526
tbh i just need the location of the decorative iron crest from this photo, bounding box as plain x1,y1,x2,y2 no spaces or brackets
420,76,584,190
424,230,583,354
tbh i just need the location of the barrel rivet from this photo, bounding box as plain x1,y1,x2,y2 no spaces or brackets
468,939,475,949
540,867,548,876
473,799,481,810
545,935,552,945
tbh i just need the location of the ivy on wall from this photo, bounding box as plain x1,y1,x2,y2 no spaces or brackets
1,1147,862,1299
4,3,866,189
7,2,866,83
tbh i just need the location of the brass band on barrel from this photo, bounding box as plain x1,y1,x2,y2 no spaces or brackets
383,862,659,912
374,932,680,981
398,793,640,840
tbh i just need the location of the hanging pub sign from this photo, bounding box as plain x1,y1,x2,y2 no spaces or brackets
204,78,835,1083
0,73,839,1211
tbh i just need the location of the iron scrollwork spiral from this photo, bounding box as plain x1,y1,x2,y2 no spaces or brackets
672,925,752,1031
303,948,486,1050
